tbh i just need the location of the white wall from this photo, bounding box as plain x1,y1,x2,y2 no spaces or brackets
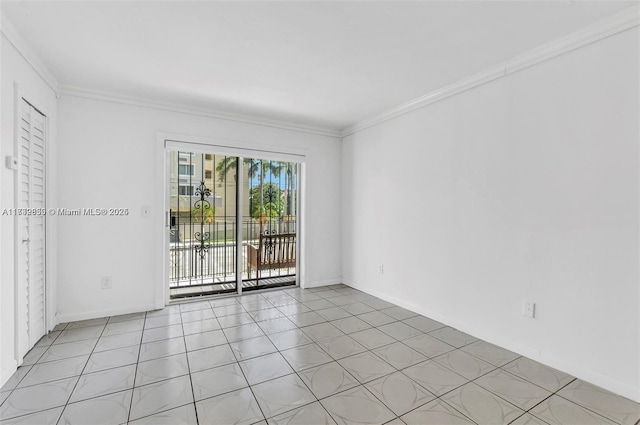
56,95,341,322
0,34,58,387
341,28,640,401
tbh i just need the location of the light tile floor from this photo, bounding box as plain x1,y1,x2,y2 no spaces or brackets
1,284,639,424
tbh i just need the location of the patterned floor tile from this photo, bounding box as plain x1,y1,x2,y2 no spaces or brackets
230,335,279,360
349,328,396,350
129,375,194,421
403,334,455,358
298,361,359,399
301,323,345,342
502,357,574,392
267,329,314,351
402,316,446,333
441,382,524,424
252,374,316,418
402,360,467,396
69,364,136,403
380,306,418,321
428,327,477,348
531,394,618,424
0,407,63,425
338,352,396,384
433,349,496,380
0,377,78,420
316,335,367,360
60,389,131,425
187,343,237,372
128,404,197,425
320,386,395,425
18,356,88,388
372,342,427,370
4,285,636,425
37,339,97,363
365,371,435,416
356,311,396,327
377,322,423,341
196,387,264,425
135,353,190,386
267,402,337,425
460,340,520,367
191,363,248,401
138,337,185,362
84,345,140,373
475,369,552,411
401,398,475,425
329,316,372,334
239,352,295,385
281,343,334,371
558,379,640,425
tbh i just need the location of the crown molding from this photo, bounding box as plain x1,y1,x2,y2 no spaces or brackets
506,2,640,75
342,4,640,137
59,85,342,138
4,3,637,140
0,14,60,97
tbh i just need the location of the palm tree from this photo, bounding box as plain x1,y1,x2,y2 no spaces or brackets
249,182,284,218
283,162,296,217
216,157,285,230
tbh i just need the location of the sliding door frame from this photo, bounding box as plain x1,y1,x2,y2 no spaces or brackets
155,132,308,307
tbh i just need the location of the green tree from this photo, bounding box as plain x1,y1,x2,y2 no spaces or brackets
282,162,297,216
191,203,214,224
249,182,283,219
216,157,285,219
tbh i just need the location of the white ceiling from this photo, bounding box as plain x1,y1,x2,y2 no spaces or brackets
1,1,635,132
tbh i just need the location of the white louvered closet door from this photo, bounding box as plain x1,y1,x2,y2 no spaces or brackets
17,98,46,359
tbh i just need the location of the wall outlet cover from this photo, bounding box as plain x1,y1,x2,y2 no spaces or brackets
523,301,536,318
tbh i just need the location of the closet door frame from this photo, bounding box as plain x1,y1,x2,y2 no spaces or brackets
13,83,54,364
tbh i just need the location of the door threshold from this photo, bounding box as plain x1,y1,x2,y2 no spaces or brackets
168,281,299,305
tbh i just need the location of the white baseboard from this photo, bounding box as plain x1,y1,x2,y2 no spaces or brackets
1,359,18,389
303,277,342,289
343,280,640,403
57,304,157,323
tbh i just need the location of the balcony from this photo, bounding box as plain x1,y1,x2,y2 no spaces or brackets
169,218,297,299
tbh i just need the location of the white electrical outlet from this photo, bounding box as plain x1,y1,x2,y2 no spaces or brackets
523,301,535,318
378,264,384,274
101,276,113,289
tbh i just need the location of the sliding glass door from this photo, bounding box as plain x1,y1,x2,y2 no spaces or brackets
168,151,239,298
167,149,298,300
241,157,298,291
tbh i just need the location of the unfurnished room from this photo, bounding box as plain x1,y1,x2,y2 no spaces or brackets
0,1,639,424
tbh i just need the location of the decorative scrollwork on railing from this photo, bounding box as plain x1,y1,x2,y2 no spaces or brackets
194,231,210,258
194,181,212,214
263,229,277,258
194,180,211,260
194,181,211,199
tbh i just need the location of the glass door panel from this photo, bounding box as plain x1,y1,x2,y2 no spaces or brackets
241,158,298,291
168,150,238,299
167,151,299,300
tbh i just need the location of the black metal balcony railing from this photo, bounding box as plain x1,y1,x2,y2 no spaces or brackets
169,218,297,286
